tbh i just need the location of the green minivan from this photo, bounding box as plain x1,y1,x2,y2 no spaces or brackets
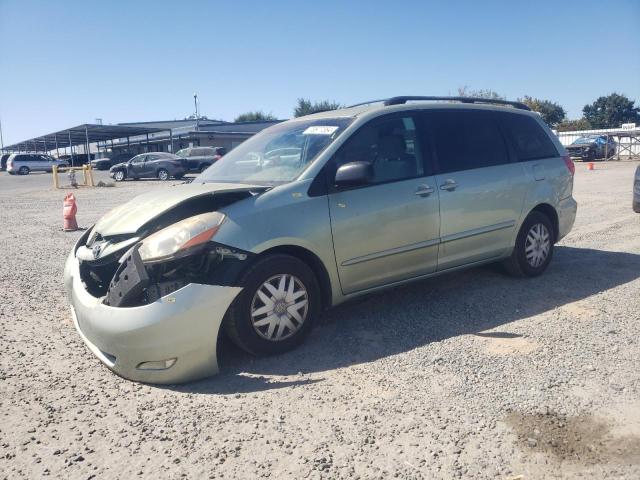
64,96,577,383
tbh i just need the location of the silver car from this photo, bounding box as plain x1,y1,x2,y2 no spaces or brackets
7,153,69,175
64,96,577,383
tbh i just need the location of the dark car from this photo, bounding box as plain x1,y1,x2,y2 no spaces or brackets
109,152,187,181
0,153,11,171
175,146,226,173
91,153,135,171
565,135,616,161
634,165,640,213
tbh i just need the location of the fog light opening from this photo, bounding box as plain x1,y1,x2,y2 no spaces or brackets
136,358,177,371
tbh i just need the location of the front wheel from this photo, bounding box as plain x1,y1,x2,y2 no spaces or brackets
157,168,169,181
224,254,320,356
113,170,125,182
503,211,554,277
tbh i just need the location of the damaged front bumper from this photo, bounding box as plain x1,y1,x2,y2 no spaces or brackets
64,247,242,384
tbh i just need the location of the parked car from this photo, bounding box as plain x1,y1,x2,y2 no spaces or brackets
91,153,135,171
565,135,616,160
109,152,187,181
175,146,226,173
6,154,69,175
634,165,640,213
0,153,11,171
64,96,577,383
57,153,93,165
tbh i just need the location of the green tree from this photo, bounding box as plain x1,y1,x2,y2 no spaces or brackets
234,111,276,122
583,93,640,129
457,86,505,100
294,98,343,117
519,96,566,127
556,118,592,132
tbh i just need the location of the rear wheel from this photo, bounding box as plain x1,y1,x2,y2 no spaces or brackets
18,166,30,175
113,170,125,182
224,254,320,355
157,168,169,181
503,211,554,277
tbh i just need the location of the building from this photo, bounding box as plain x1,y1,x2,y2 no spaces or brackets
106,118,284,156
2,117,285,162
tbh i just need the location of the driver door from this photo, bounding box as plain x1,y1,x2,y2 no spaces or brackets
129,154,148,177
328,114,441,294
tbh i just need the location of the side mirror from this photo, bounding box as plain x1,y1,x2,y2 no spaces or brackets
334,161,373,187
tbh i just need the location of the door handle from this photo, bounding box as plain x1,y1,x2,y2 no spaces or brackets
440,179,458,191
415,185,435,197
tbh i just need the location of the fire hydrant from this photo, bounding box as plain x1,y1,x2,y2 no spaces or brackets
63,193,78,232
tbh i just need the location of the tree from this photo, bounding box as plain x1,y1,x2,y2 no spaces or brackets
583,93,640,129
519,96,566,127
294,98,343,117
234,111,276,122
457,86,505,100
555,118,592,132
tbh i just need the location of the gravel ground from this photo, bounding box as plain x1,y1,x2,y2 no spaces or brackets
1,161,639,479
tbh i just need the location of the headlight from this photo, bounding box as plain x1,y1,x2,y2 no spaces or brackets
138,212,225,263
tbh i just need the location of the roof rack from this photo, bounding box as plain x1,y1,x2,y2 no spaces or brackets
348,96,531,111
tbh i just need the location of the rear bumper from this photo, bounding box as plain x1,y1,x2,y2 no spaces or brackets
557,196,577,241
64,250,242,384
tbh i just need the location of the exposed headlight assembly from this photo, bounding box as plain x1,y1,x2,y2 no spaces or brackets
138,212,225,264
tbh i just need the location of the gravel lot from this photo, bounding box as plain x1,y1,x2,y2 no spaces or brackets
1,161,639,479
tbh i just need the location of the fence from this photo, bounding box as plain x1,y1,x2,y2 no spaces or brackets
555,127,640,160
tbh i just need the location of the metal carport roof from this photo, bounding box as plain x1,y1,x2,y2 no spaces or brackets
4,124,166,152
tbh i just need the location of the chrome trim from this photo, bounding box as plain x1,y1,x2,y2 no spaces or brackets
341,238,440,266
440,220,515,244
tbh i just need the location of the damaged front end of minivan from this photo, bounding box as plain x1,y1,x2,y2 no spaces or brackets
64,183,265,383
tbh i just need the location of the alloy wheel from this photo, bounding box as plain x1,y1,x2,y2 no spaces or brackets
525,223,551,268
250,274,309,341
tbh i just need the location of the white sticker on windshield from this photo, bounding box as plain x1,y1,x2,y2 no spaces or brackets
303,126,339,135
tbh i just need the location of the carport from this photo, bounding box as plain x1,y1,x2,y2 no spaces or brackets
3,124,171,166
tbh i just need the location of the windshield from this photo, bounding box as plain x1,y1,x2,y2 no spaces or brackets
572,136,597,145
175,148,189,158
196,117,353,185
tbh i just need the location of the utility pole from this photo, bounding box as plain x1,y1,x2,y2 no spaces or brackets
193,93,200,132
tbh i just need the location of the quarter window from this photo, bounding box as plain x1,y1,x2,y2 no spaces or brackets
334,115,425,184
497,113,558,161
424,110,509,174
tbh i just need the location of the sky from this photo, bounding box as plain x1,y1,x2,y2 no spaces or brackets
1,0,639,146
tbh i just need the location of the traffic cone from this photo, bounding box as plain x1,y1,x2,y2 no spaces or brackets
63,193,78,231
587,162,594,171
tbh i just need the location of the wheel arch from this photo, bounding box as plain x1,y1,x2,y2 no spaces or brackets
254,245,332,310
529,203,559,242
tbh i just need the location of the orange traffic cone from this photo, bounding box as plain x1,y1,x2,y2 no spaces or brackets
587,162,594,170
63,193,78,231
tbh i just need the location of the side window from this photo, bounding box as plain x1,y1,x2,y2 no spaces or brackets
334,115,425,184
497,113,558,161
147,155,158,161
190,148,203,157
131,155,145,164
424,110,509,174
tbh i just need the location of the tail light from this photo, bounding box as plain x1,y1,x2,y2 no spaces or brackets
562,155,575,175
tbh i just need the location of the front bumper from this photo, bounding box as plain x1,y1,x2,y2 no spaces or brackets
64,250,241,384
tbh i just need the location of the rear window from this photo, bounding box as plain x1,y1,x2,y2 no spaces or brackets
498,113,558,161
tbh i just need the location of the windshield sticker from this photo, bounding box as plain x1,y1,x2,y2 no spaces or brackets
303,126,339,135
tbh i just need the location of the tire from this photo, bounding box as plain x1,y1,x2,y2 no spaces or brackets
19,166,30,175
113,170,125,182
157,168,169,181
503,211,554,278
224,254,320,356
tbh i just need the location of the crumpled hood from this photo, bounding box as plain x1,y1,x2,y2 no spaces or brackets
94,182,264,237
